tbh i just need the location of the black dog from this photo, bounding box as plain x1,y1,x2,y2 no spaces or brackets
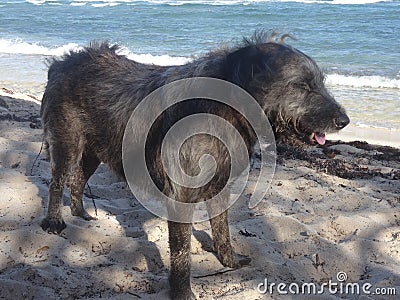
40,31,349,299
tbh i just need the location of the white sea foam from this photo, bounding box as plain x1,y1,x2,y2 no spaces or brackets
0,39,191,66
116,47,192,65
67,0,392,7
127,53,192,66
92,2,120,7
1,39,398,88
70,2,87,5
70,0,141,7
283,0,391,4
22,0,393,6
0,39,81,56
26,0,59,5
326,74,400,89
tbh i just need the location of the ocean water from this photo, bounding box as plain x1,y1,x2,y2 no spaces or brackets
0,0,399,131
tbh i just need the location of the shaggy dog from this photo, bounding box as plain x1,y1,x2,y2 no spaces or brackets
40,31,349,299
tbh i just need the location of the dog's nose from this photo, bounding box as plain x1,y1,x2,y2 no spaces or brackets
334,114,350,130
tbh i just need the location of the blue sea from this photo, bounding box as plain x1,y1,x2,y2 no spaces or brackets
0,0,399,131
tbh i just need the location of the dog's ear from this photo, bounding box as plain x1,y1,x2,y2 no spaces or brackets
225,45,270,87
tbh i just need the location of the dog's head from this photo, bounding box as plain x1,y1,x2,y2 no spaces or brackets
225,32,349,145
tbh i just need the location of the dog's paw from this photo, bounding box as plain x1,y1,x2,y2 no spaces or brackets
171,290,196,300
40,217,66,234
71,207,97,221
219,252,251,269
234,253,252,267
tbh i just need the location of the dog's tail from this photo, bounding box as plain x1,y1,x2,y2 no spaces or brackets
30,136,48,176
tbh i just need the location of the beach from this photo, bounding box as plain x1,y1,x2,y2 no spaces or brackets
0,87,399,299
1,0,399,298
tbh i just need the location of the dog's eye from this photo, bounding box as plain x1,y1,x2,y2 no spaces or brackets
299,82,311,92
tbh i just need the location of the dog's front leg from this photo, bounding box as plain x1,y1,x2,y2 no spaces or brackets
206,191,251,268
168,220,196,300
209,210,251,268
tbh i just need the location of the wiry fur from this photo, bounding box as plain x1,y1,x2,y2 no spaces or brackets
40,31,349,300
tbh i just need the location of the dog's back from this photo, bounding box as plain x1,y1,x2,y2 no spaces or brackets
41,43,159,176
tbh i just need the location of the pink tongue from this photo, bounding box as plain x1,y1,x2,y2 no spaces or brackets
314,133,326,145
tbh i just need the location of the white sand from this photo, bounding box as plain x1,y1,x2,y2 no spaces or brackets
0,91,399,299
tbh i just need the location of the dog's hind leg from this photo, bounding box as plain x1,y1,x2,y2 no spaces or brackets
68,150,100,221
41,137,77,234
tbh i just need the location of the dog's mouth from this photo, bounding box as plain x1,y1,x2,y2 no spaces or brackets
295,121,328,146
274,124,328,147
309,132,326,145
272,113,345,147
295,123,330,146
